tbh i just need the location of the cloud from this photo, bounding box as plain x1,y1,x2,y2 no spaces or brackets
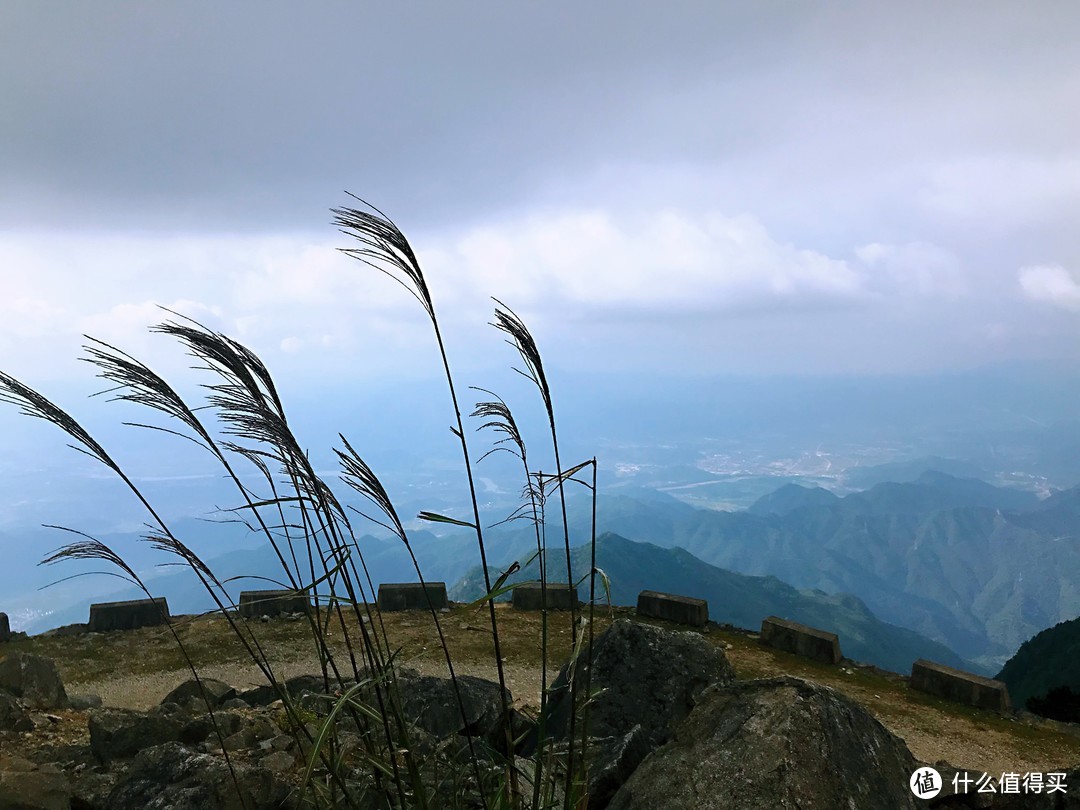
855,241,966,296
1018,264,1080,312
426,209,867,318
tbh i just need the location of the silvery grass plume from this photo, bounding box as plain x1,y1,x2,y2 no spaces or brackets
333,196,517,803
472,390,560,810
490,301,585,800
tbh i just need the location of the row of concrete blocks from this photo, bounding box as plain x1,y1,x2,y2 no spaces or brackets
757,615,1012,713
25,589,1013,715
66,582,702,633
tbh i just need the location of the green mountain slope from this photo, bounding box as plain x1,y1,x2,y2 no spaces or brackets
996,615,1080,709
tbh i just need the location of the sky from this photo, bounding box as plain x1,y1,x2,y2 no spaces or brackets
2,2,1080,395
2,0,1080,393
6,2,1080,631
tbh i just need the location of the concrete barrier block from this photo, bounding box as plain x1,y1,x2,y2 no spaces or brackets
636,590,709,627
88,597,170,632
910,659,1012,712
512,582,579,610
238,589,310,619
377,582,448,612
759,616,842,664
0,612,9,643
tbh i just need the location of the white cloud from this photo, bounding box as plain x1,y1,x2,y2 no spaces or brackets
1018,264,1080,312
426,209,867,316
855,241,966,296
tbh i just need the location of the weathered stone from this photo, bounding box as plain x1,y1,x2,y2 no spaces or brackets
512,582,579,611
161,677,237,710
377,582,448,611
0,612,9,643
238,589,309,619
88,597,169,632
106,741,294,810
238,673,345,708
88,707,182,762
608,676,919,810
261,749,296,772
585,725,651,807
68,693,103,711
0,692,33,732
0,651,69,709
0,755,70,810
397,672,511,746
539,618,735,806
910,659,1012,712
760,615,842,664
180,709,244,746
636,590,709,627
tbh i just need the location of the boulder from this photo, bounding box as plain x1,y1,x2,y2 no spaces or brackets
161,677,237,710
539,618,735,806
88,707,183,762
0,651,69,710
0,691,33,732
608,676,920,810
238,673,343,708
106,741,294,810
0,755,70,810
396,672,511,745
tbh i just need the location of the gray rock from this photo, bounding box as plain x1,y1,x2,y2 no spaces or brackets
106,741,294,810
179,708,245,745
539,618,735,805
68,693,102,711
0,651,70,710
238,673,342,708
585,725,651,807
88,707,183,762
260,749,296,772
397,672,511,745
0,755,71,810
0,692,33,732
161,677,236,710
546,619,735,745
608,676,920,810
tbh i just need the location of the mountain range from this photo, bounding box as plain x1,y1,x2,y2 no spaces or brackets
584,472,1080,673
450,531,969,675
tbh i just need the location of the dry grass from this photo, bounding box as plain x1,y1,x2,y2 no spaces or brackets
8,605,1080,777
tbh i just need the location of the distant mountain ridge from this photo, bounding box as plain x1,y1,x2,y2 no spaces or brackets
590,471,1080,673
451,532,970,675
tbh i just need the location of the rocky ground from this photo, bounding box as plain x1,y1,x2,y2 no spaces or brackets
2,604,1079,808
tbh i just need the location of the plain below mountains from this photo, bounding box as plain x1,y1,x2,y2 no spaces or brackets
451,531,968,675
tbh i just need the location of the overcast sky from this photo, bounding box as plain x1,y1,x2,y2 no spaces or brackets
3,2,1080,393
